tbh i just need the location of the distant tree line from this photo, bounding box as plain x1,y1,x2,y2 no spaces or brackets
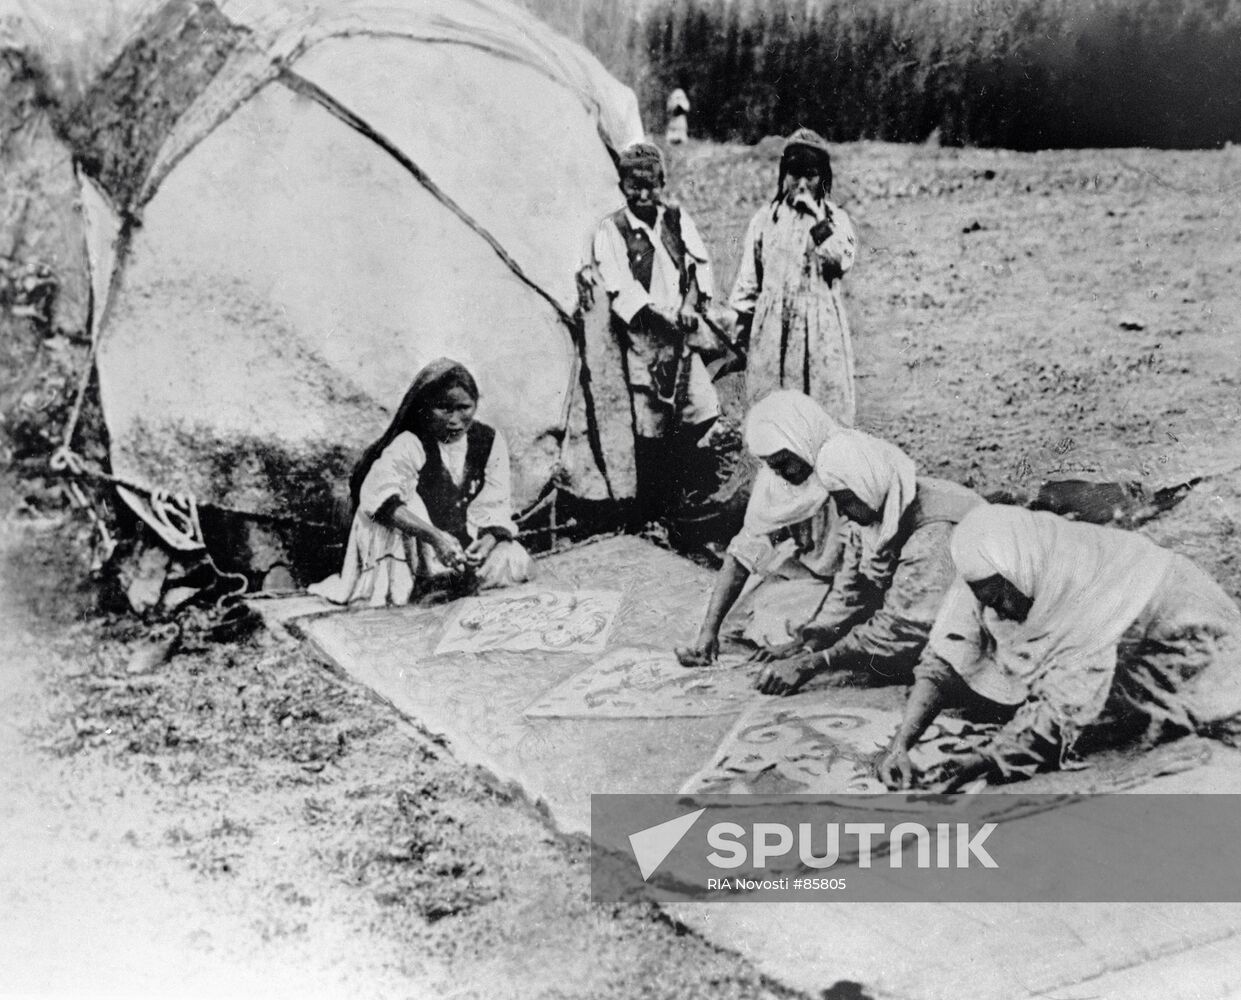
555,0,1241,150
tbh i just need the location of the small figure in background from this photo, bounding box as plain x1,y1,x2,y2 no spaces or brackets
310,359,533,607
665,88,690,145
730,128,858,422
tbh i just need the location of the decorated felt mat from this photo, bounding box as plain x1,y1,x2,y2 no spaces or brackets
682,689,1219,795
434,587,621,655
523,646,760,719
680,694,970,794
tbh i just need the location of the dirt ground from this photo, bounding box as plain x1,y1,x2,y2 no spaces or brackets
670,138,1241,591
3,139,1241,999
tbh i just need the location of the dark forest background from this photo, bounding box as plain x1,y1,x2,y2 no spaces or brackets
522,0,1241,149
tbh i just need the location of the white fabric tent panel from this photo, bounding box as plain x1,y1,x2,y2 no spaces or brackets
98,81,570,513
141,0,644,213
213,0,644,151
291,35,622,310
78,174,122,342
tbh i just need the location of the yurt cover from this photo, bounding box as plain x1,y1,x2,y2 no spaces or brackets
69,0,644,556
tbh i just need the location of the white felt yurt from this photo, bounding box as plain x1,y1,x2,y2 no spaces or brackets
71,0,643,568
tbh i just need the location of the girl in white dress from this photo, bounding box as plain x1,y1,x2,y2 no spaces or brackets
730,128,858,422
311,358,533,607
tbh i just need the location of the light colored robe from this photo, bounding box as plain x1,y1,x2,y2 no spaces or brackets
310,430,531,607
808,478,982,682
920,512,1241,779
730,200,858,422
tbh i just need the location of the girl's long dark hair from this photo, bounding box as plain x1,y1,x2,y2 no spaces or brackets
348,358,479,513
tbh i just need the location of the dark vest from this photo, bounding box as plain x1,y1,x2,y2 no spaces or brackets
611,206,689,294
415,423,496,546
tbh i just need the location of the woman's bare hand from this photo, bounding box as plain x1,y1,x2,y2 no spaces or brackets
433,532,468,572
877,746,915,790
676,635,719,667
754,653,819,696
748,640,803,663
464,534,497,567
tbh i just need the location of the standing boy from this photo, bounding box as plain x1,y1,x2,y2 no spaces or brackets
584,141,721,525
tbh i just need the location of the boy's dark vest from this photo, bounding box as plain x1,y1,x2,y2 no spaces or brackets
415,423,496,546
611,206,690,294
610,207,697,412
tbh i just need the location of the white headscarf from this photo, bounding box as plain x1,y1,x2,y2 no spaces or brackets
930,505,1175,722
814,429,917,571
740,390,841,534
745,390,838,463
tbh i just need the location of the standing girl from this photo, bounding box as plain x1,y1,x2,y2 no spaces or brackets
730,128,858,423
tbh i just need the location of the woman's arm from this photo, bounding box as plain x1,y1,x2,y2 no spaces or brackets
751,528,870,673
466,431,521,566
676,553,750,666
686,495,786,666
877,655,957,789
377,497,467,572
825,523,953,680
797,526,874,651
753,538,927,694
361,434,467,571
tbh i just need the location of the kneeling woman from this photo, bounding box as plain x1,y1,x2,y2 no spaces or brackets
879,504,1241,790
311,359,533,607
753,429,981,695
676,390,844,667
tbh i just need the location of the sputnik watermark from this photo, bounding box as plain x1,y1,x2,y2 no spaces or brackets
592,794,1241,902
705,820,997,870
628,807,705,880
629,810,996,880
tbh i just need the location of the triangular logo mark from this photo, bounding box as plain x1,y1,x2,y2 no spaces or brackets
628,808,705,881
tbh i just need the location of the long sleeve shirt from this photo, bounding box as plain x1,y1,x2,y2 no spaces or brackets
359,429,518,538
913,549,1241,781
729,200,856,318
590,205,714,324
806,478,980,680
812,520,958,682
912,653,1073,780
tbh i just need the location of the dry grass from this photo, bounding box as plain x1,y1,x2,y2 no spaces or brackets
2,511,795,998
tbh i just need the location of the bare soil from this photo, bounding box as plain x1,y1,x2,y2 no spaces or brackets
669,139,1241,592
0,508,797,999
4,139,1240,998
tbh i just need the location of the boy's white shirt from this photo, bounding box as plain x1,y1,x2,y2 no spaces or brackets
590,205,715,323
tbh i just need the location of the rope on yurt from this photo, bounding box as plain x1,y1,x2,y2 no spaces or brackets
57,66,608,575
49,446,249,608
277,68,595,547
278,70,576,331
52,199,254,600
